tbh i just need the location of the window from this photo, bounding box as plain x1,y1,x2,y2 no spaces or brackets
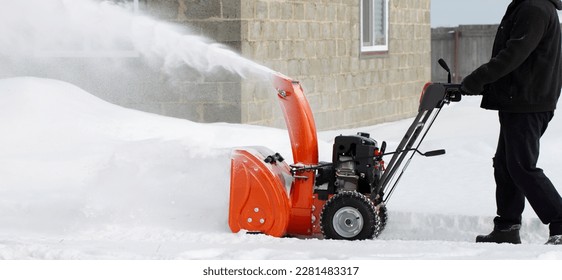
360,0,389,53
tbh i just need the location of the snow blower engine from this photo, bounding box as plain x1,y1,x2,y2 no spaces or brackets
229,59,463,240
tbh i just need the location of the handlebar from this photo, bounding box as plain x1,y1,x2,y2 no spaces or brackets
419,82,469,111
443,83,462,102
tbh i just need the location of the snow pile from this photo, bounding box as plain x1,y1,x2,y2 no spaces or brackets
1,77,562,259
0,77,295,236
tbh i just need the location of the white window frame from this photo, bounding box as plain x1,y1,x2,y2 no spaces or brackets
360,0,389,53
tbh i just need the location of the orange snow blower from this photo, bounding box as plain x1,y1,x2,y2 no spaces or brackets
229,59,463,240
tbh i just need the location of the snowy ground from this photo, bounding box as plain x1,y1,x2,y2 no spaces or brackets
1,77,562,261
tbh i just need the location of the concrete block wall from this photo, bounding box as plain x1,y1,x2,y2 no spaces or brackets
240,0,432,130
9,0,244,124
138,0,244,123
48,0,430,129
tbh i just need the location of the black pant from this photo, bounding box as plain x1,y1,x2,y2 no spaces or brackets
494,111,562,235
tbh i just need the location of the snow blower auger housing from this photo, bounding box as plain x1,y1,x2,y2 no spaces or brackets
229,59,463,240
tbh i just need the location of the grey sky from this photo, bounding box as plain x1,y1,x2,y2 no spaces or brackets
431,0,512,27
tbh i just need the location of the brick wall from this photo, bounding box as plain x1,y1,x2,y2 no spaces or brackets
141,0,244,123
240,0,431,130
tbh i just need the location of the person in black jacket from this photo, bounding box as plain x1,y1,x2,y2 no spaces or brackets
462,0,562,245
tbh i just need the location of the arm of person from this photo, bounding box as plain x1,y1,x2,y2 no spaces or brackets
462,5,548,94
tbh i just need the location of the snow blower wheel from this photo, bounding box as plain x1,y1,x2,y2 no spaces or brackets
376,204,388,237
320,191,380,240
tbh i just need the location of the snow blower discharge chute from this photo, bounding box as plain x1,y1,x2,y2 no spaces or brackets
229,59,463,240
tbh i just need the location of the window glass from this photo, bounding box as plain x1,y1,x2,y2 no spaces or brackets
361,0,389,52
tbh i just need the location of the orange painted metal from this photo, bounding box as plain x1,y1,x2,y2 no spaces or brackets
311,194,327,236
228,147,292,237
272,74,318,165
273,74,319,235
228,73,320,237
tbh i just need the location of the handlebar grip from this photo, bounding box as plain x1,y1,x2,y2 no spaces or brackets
424,149,446,157
443,84,462,102
443,84,461,90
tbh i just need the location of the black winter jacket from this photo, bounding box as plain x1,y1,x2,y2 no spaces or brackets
462,0,562,112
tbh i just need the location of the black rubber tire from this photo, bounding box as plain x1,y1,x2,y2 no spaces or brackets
375,203,388,237
320,191,380,240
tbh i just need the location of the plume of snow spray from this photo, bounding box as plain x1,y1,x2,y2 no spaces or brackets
0,0,275,80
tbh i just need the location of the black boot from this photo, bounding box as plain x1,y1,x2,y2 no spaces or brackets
545,235,562,245
476,224,521,244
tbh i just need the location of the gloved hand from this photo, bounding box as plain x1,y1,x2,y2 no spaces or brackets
460,84,480,96
460,74,484,96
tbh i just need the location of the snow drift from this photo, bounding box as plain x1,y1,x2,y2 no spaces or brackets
0,77,294,235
